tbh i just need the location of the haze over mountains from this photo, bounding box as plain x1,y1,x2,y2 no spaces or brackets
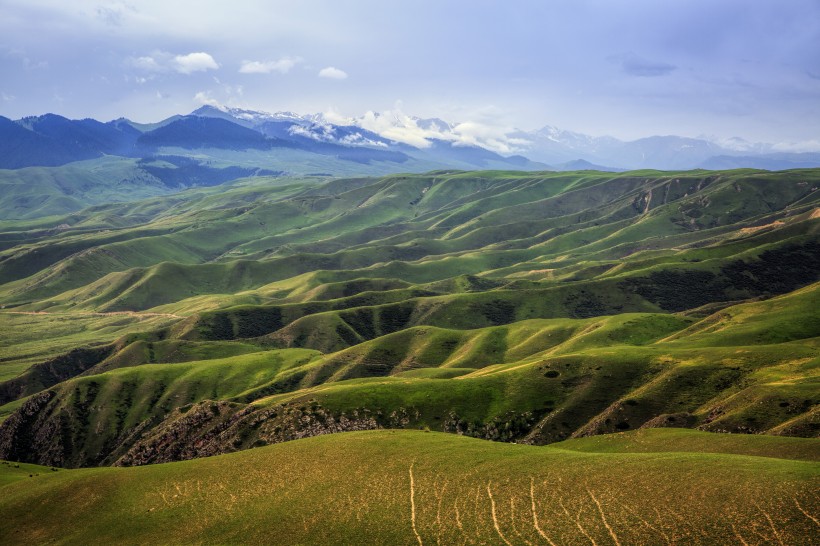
2,105,819,175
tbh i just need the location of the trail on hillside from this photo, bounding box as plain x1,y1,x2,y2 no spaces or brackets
0,310,184,319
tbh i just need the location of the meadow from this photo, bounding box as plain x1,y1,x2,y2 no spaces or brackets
0,168,818,542
1,429,818,545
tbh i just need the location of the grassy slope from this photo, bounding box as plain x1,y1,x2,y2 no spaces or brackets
0,312,180,380
0,168,817,469
2,285,815,467
0,157,167,220
0,349,320,467
553,427,820,461
2,169,818,312
0,429,817,545
0,143,490,221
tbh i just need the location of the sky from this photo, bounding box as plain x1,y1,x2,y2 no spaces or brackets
1,0,819,147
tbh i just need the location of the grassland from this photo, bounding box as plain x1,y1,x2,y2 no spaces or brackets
1,429,818,545
0,312,181,381
0,167,818,543
0,169,818,465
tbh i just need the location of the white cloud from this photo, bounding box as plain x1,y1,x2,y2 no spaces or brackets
344,105,527,153
193,91,221,107
321,107,354,126
127,52,174,74
770,140,820,153
450,121,530,154
356,109,435,148
130,51,207,75
173,52,219,74
318,66,348,80
239,57,301,74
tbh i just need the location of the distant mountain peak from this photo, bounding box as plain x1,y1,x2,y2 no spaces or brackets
191,105,311,125
4,107,820,172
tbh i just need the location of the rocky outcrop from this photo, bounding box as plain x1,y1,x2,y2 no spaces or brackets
115,400,403,467
0,390,65,465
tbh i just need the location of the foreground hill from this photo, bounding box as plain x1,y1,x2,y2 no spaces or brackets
1,429,818,545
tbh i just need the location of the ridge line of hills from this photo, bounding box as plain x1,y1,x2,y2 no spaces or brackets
0,168,818,470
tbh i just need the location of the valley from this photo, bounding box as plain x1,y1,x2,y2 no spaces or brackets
0,165,818,543
4,2,820,543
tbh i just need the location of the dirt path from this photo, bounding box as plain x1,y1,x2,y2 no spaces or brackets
409,463,423,546
486,481,513,546
530,478,558,546
587,487,621,546
0,310,184,319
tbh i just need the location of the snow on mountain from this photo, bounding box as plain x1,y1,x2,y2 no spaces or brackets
187,105,820,170
192,105,311,126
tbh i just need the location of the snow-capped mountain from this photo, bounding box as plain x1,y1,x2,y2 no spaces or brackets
3,105,818,172
192,106,394,149
198,106,820,171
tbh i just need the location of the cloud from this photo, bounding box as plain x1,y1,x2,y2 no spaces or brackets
345,105,527,153
450,121,531,154
771,139,820,153
130,51,218,75
356,109,434,148
619,53,677,77
239,57,301,74
173,52,219,74
193,91,221,107
131,55,162,72
318,66,348,79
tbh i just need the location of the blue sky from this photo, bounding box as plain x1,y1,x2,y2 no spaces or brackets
1,0,818,146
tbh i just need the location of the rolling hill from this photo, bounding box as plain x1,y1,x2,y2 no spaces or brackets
0,429,817,545
0,168,817,468
0,166,818,542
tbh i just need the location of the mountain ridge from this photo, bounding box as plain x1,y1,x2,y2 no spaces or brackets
3,106,819,174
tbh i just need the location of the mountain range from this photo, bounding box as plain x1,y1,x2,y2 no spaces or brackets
2,105,819,174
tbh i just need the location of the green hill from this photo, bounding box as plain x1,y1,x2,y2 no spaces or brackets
1,284,817,467
1,167,819,543
1,429,817,545
0,168,817,467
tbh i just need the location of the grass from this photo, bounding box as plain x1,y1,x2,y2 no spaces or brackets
0,429,817,545
2,348,320,467
0,312,181,378
2,169,818,312
0,168,818,542
552,427,820,461
0,169,817,467
1,284,817,466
